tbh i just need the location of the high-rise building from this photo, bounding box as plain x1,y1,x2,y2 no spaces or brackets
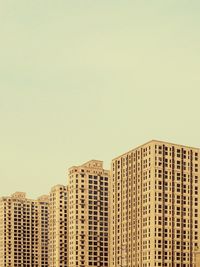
0,192,49,267
111,140,200,267
49,185,68,267
68,160,110,267
37,195,49,267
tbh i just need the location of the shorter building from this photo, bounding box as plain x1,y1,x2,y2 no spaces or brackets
68,160,110,267
49,185,68,267
37,195,49,267
0,192,49,267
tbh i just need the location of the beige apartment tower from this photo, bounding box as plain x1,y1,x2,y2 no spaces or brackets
111,140,200,267
68,160,109,267
37,195,49,267
49,185,68,267
0,192,49,267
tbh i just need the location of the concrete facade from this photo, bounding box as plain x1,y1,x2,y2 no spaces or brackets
68,160,109,267
49,185,68,267
195,250,200,267
111,140,200,267
0,192,49,267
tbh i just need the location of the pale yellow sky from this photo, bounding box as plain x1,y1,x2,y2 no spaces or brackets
0,0,200,198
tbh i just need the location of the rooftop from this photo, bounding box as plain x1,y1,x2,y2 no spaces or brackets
112,139,200,160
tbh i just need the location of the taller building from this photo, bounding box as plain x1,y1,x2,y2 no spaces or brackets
49,185,68,267
0,192,49,267
111,140,200,267
68,160,110,267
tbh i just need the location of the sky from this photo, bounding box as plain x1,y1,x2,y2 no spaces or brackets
0,0,200,198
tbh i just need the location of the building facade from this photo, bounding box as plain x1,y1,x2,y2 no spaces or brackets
195,249,200,267
68,160,109,267
111,140,200,267
49,185,68,267
37,195,49,267
0,192,49,267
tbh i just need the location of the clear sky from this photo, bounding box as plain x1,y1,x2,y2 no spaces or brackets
0,0,200,198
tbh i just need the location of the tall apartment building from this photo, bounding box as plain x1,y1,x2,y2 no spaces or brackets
37,195,49,267
0,192,49,267
111,140,200,267
68,160,109,267
49,185,68,267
